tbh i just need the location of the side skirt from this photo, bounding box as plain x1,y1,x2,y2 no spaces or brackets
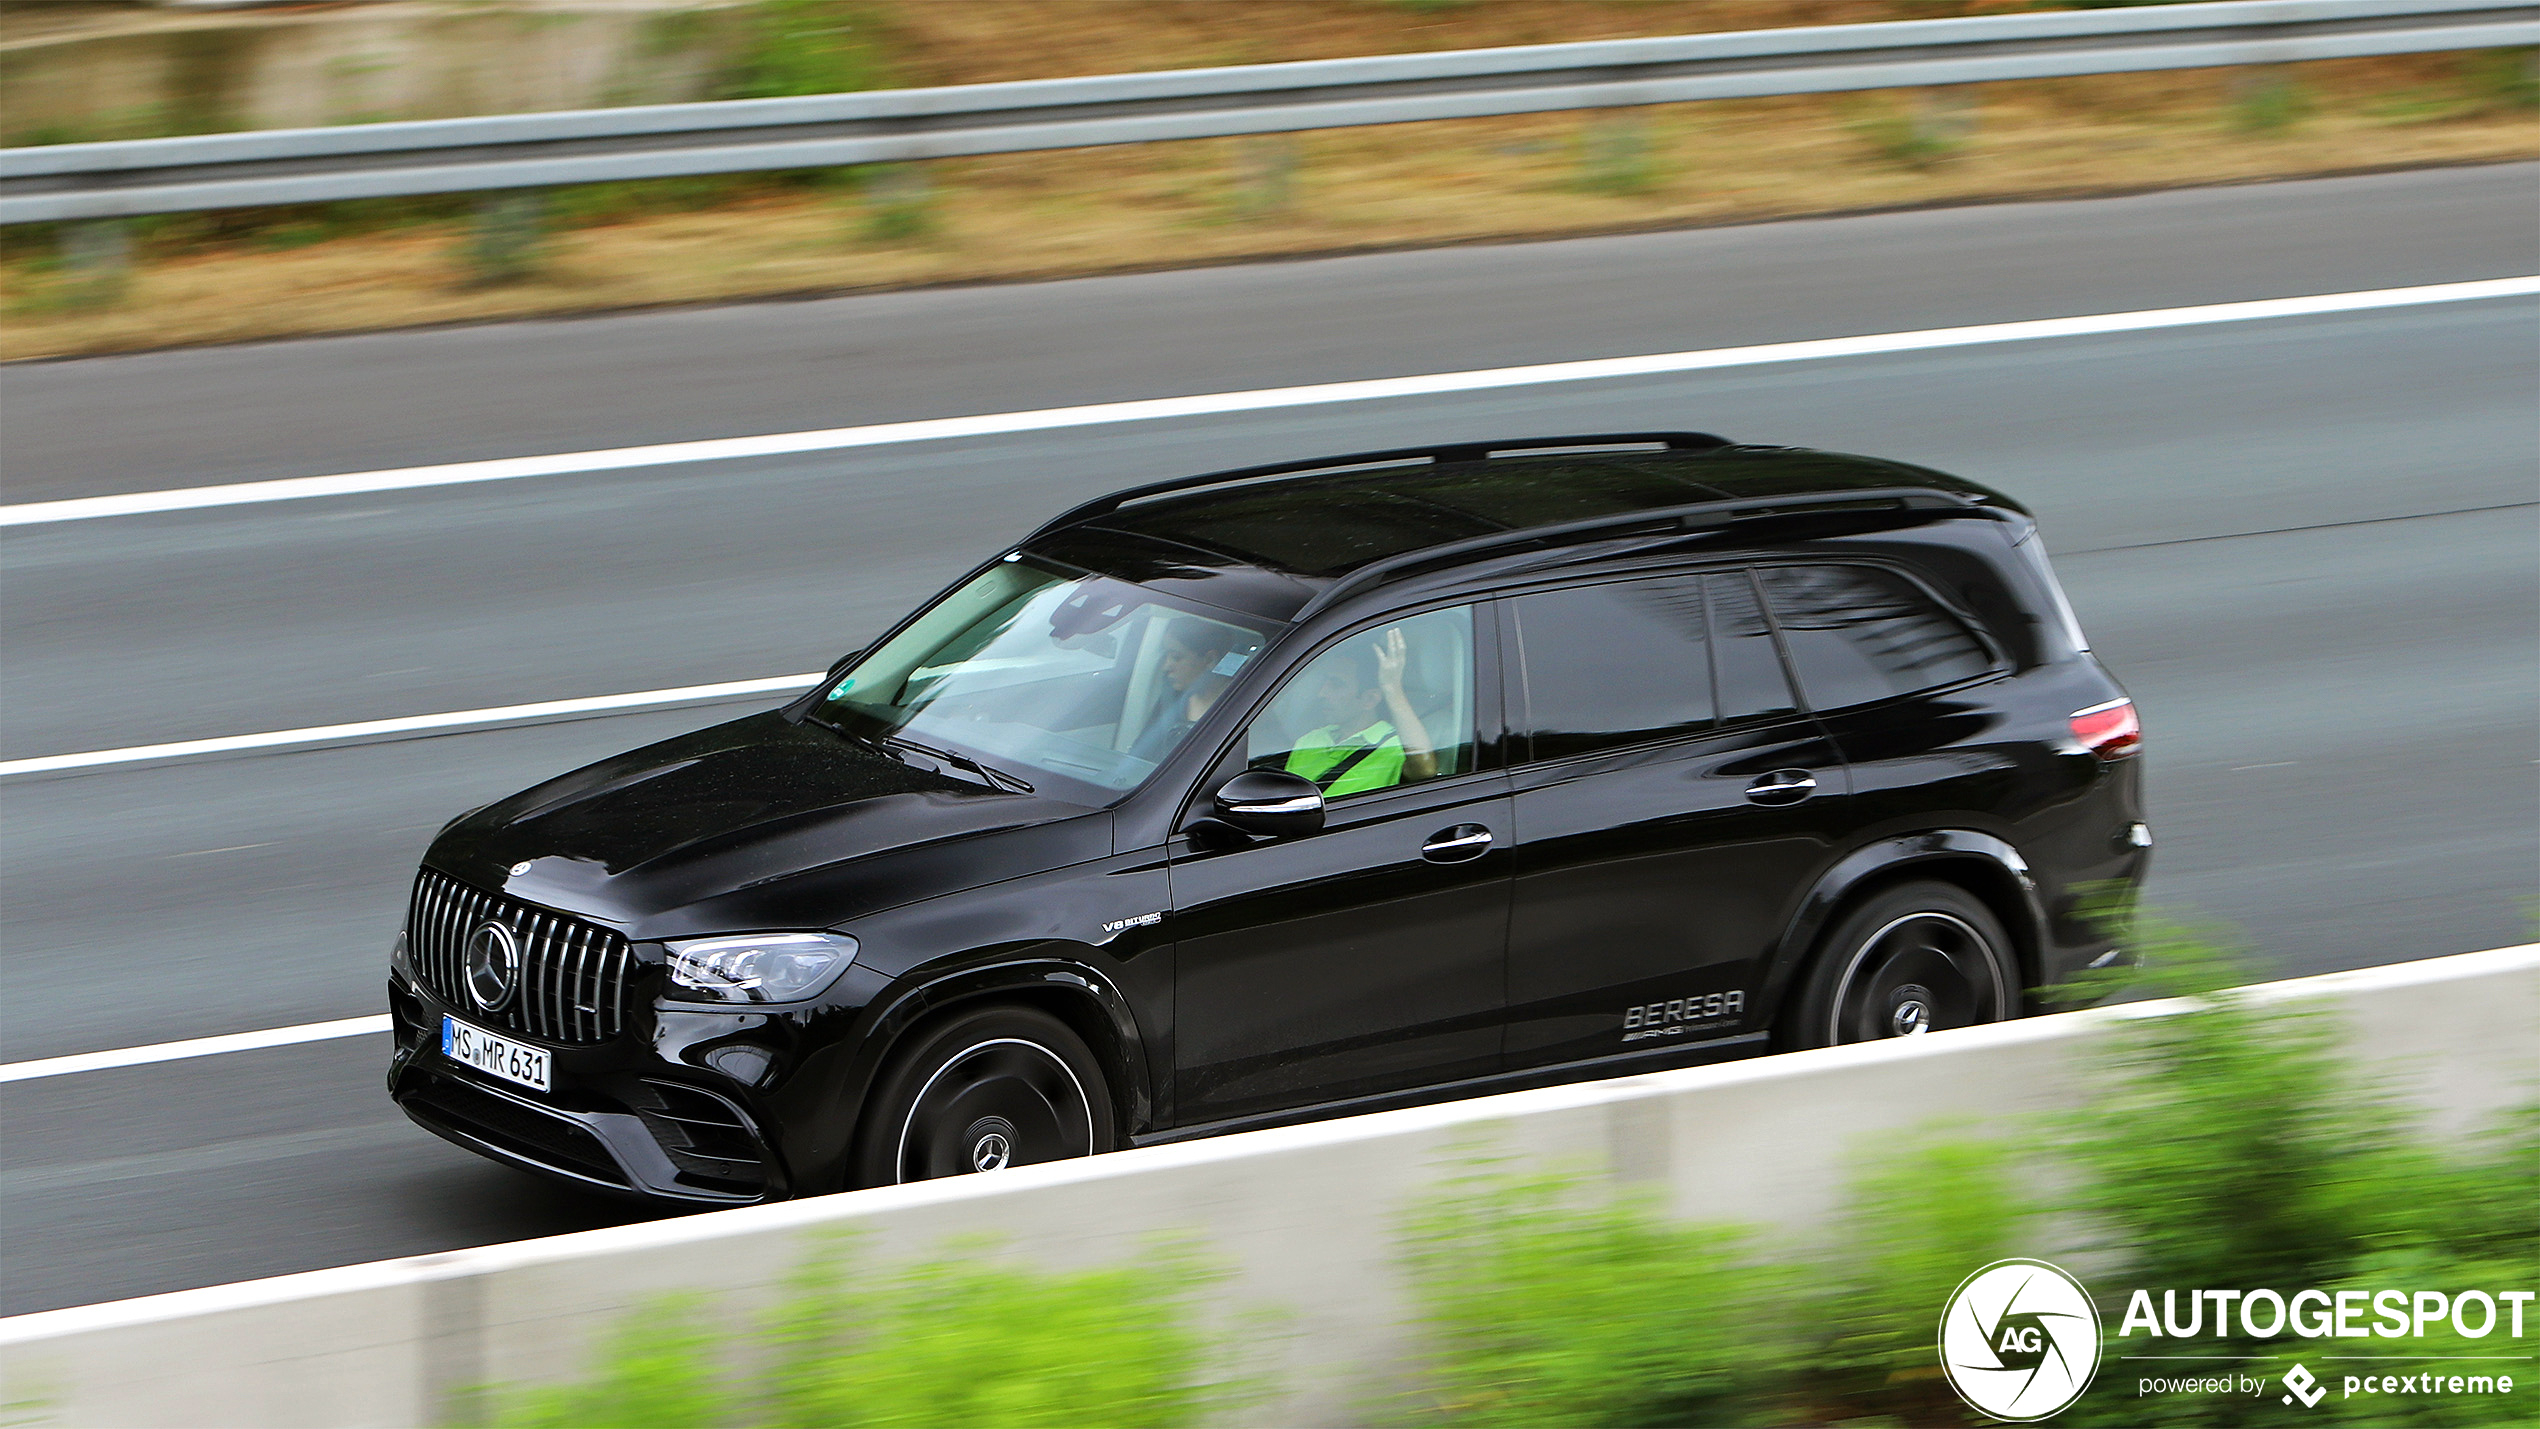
1130,1031,1769,1148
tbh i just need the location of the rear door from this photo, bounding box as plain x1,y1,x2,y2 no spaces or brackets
1500,569,1851,1071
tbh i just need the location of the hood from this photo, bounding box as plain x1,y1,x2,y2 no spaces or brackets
428,712,1087,927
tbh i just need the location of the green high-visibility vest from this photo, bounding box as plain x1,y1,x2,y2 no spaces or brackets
1286,721,1404,796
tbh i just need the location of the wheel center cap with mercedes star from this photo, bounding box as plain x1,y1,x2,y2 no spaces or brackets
387,432,2146,1202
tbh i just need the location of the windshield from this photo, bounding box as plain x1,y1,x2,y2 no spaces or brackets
813,556,1275,796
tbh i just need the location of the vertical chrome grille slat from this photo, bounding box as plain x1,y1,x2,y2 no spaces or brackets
420,875,442,997
437,878,463,1002
542,913,565,1041
417,873,438,989
529,909,548,1039
406,870,627,1047
544,913,566,1041
517,909,540,1038
559,924,580,1042
603,942,627,1038
569,926,596,1041
529,911,554,1040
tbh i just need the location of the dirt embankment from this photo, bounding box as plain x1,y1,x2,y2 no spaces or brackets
4,1,2533,359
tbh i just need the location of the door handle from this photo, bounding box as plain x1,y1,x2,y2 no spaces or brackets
1744,769,1818,806
1421,824,1495,863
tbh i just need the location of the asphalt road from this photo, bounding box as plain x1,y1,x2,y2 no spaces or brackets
1,165,2533,1317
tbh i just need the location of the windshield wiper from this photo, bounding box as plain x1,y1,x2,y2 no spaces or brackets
879,734,1036,794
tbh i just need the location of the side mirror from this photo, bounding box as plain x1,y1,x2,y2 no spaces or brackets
1212,769,1325,839
826,648,865,680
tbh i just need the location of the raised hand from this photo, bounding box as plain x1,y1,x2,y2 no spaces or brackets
1374,626,1410,694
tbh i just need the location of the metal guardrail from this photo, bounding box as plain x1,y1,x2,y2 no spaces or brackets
3,0,2533,224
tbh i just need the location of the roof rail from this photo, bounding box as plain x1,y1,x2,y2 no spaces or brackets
1023,431,1729,543
1292,486,1983,621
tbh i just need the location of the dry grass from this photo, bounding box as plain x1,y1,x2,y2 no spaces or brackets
3,18,2533,359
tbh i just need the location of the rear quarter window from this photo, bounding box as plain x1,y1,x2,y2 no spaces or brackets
1756,564,1995,711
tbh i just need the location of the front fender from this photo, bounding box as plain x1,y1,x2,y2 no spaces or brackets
784,949,1157,1193
1757,829,2047,1023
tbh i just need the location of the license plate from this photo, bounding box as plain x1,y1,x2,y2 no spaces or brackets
441,1015,551,1093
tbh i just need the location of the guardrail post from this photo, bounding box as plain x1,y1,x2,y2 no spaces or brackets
1230,134,1299,218
462,189,549,286
57,219,133,309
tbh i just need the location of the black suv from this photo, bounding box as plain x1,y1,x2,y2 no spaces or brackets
388,433,2146,1203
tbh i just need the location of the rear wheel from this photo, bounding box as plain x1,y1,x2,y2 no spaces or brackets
1785,881,2016,1050
851,1006,1115,1188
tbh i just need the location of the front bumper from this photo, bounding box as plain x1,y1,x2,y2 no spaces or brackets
388,973,784,1205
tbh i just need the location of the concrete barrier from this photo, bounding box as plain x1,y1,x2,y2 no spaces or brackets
4,946,2534,1427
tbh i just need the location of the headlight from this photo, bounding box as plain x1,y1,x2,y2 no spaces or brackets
664,932,858,1004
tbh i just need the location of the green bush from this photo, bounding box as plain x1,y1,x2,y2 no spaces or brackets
1814,1133,2035,1419
763,1245,1230,1428
1392,1165,1803,1427
719,0,892,102
2463,48,2540,111
1574,115,1661,197
1847,91,1977,169
469,1240,1237,1429
2051,929,2540,1427
478,1306,727,1429
2230,73,2312,134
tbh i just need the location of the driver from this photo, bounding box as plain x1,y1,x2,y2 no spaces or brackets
1285,626,1437,796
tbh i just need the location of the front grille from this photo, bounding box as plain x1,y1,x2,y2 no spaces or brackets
408,868,635,1045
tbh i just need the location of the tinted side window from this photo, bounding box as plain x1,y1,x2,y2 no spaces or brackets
1245,606,1477,797
1704,571,1798,726
1512,576,1713,761
1757,565,1993,710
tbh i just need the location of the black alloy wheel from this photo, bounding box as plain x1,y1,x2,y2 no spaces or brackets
852,1006,1115,1188
1786,881,2017,1050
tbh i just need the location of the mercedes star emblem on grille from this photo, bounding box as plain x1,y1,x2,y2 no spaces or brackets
463,920,521,1011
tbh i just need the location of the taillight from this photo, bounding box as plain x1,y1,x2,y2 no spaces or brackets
2070,698,2141,760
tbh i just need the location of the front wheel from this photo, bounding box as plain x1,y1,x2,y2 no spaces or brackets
851,1006,1115,1188
1784,881,2016,1051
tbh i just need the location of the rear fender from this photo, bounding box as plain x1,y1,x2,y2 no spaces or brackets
1757,830,2047,1023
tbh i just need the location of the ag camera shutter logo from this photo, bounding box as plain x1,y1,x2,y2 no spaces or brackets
1940,1259,2102,1421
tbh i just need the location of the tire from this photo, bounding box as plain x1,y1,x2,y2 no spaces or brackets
1783,880,2017,1051
850,1006,1116,1188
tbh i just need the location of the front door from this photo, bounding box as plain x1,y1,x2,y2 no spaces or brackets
1166,605,1510,1126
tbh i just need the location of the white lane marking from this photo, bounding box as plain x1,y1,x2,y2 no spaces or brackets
0,671,823,779
0,1015,391,1084
5,276,2533,529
